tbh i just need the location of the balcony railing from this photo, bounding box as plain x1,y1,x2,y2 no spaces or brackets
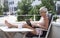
0,15,41,21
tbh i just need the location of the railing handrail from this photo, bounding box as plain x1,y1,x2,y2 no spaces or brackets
17,15,40,16
0,15,41,16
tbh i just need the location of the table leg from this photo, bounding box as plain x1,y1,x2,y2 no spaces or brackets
38,35,40,38
1,31,8,38
4,32,16,38
5,32,13,38
38,31,41,38
23,33,27,38
18,32,27,38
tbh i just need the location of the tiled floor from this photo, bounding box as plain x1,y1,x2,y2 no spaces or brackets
0,31,38,38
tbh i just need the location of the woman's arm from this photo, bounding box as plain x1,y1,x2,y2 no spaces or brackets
37,17,49,30
43,17,49,30
30,21,39,26
30,21,43,27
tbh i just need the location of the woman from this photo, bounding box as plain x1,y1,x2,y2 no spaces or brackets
5,7,49,35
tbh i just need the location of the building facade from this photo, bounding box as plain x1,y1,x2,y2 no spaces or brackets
8,0,21,14
56,0,60,14
0,0,4,8
8,0,41,14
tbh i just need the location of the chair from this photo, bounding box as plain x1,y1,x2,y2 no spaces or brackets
26,14,53,38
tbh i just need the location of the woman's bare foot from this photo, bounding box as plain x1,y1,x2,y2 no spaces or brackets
5,20,12,28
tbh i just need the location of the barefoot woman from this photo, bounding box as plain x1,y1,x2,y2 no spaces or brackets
5,7,49,35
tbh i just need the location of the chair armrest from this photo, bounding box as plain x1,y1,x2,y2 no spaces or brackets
39,28,47,31
33,26,47,31
33,26,40,28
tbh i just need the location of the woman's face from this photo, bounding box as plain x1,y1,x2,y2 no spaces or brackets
40,11,46,17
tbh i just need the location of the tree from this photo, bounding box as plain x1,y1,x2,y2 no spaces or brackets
3,0,9,12
28,6,38,15
17,0,56,21
17,0,33,15
17,0,33,21
41,0,56,15
0,5,3,15
17,0,43,21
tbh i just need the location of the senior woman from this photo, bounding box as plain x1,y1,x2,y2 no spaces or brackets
5,7,49,35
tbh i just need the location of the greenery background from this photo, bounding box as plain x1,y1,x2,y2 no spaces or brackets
0,4,3,15
17,0,56,21
0,0,56,21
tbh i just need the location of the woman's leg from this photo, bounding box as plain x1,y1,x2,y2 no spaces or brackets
22,24,37,35
5,20,37,35
5,20,18,28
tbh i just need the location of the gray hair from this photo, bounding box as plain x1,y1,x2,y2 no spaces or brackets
39,6,48,14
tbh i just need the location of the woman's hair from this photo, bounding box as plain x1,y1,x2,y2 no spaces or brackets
39,6,48,15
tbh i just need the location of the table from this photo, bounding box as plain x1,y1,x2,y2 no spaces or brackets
0,27,33,38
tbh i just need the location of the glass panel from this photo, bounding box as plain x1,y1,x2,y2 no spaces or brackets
17,15,41,21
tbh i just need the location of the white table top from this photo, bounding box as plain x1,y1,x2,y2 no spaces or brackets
0,27,33,32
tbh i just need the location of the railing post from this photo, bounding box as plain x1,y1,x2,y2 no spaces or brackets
34,14,35,21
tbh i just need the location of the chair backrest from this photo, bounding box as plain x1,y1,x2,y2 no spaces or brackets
40,13,53,37
45,14,53,38
26,13,53,38
48,14,53,26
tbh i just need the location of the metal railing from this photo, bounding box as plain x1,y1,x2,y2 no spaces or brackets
0,15,40,21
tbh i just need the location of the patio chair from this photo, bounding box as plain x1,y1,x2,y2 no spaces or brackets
26,13,53,38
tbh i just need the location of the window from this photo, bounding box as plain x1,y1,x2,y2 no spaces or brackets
9,1,14,5
14,7,17,11
56,4,60,15
38,0,41,1
57,0,60,1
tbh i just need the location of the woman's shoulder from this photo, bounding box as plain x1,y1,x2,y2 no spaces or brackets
44,16,49,21
44,16,48,19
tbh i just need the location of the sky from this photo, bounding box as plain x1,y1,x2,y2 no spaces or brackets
31,0,41,6
10,0,41,6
